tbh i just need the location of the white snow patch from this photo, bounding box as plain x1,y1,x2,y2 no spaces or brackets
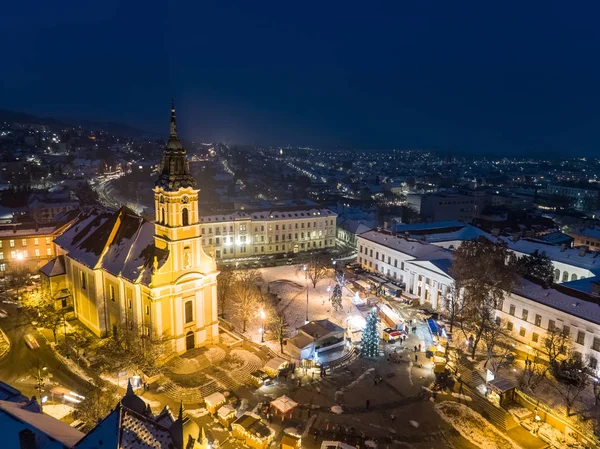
43,404,74,420
451,392,472,402
341,368,374,392
331,405,344,415
186,408,210,418
435,401,523,449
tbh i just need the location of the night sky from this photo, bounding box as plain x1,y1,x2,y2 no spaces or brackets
2,1,600,154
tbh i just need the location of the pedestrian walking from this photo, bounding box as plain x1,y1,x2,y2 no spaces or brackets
418,343,421,352
414,345,417,352
415,354,418,362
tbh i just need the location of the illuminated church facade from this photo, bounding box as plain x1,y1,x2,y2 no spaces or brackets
43,104,219,353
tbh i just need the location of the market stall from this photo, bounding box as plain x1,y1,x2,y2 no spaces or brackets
204,392,227,414
281,434,301,449
217,404,237,428
232,412,275,449
263,358,289,378
270,395,298,421
250,370,271,387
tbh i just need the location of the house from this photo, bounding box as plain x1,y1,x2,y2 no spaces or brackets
287,319,345,361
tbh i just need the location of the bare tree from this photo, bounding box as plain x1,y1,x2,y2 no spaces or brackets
231,270,262,333
97,324,166,376
330,284,343,311
217,265,236,318
22,287,65,344
519,349,548,392
305,253,330,288
450,237,518,359
481,317,515,376
75,383,119,430
550,354,589,417
267,308,290,354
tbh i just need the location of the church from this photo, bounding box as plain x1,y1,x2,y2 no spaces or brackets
43,103,219,352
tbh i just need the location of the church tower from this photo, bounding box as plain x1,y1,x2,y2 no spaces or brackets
151,101,219,352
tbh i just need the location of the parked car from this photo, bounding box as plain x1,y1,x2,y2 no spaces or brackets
24,334,40,350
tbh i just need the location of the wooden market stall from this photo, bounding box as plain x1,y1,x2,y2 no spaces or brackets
270,395,298,421
217,404,236,428
250,370,271,387
232,412,275,449
281,433,301,449
263,357,289,378
204,392,227,414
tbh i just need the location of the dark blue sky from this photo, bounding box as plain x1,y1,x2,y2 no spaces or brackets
2,1,600,154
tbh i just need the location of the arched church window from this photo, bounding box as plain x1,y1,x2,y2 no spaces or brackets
159,196,165,203
161,208,165,225
184,300,193,323
182,208,189,226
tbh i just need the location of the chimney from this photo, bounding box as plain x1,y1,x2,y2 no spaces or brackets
18,429,37,449
560,244,567,252
579,247,588,257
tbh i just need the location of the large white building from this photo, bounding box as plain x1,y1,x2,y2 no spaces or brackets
199,208,337,261
356,227,600,375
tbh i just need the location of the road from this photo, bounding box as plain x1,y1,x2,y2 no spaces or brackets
0,301,91,403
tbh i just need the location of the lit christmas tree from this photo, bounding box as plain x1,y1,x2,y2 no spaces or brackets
361,307,380,357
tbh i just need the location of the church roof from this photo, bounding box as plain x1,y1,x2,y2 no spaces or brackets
54,206,168,285
40,254,67,277
155,101,196,192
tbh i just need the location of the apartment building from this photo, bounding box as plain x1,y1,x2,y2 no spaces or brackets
199,208,337,260
0,220,75,273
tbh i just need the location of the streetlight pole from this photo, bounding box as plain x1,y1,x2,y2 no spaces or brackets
304,265,309,324
260,309,266,343
35,360,47,413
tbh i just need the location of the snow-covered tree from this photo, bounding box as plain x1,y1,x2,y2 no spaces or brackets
330,284,342,311
361,307,380,358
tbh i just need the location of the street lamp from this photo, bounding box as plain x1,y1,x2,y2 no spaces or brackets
260,309,266,343
303,264,309,324
35,361,47,412
15,252,24,302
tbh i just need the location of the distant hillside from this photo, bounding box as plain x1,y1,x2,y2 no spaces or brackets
0,109,158,138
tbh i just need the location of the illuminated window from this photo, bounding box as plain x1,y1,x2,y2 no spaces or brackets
21,239,27,247
184,300,193,323
46,248,52,256
9,240,14,248
35,249,40,257
34,238,39,246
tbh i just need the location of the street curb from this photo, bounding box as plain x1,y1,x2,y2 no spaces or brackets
0,327,11,360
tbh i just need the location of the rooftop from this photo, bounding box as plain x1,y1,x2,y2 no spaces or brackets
358,230,453,260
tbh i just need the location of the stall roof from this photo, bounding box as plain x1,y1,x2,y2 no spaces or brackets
488,378,517,394
270,395,298,414
217,404,236,418
356,280,370,289
264,357,288,372
204,392,226,406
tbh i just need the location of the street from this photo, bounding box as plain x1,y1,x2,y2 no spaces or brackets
0,300,90,406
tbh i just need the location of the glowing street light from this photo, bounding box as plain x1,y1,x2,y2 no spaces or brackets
260,309,266,343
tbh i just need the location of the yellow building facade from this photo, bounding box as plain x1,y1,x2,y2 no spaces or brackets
42,104,219,353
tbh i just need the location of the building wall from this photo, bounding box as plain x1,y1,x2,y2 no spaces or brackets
568,231,600,251
200,214,337,260
497,292,600,376
0,233,57,273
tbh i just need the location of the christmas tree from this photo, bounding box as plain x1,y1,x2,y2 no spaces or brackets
361,307,380,357
330,284,342,311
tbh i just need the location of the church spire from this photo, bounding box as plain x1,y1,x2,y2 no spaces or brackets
155,100,196,191
170,98,178,138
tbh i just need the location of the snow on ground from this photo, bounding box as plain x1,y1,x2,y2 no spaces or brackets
237,265,365,347
186,408,210,418
341,368,374,392
451,392,472,402
330,405,343,415
43,403,74,420
364,440,376,448
435,401,522,449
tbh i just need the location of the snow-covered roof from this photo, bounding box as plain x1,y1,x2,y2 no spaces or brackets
40,255,66,277
569,227,600,239
270,395,298,414
200,208,336,224
394,221,466,233
358,230,454,260
498,236,600,272
0,399,84,448
204,392,226,406
54,206,166,285
513,278,600,326
217,404,236,418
